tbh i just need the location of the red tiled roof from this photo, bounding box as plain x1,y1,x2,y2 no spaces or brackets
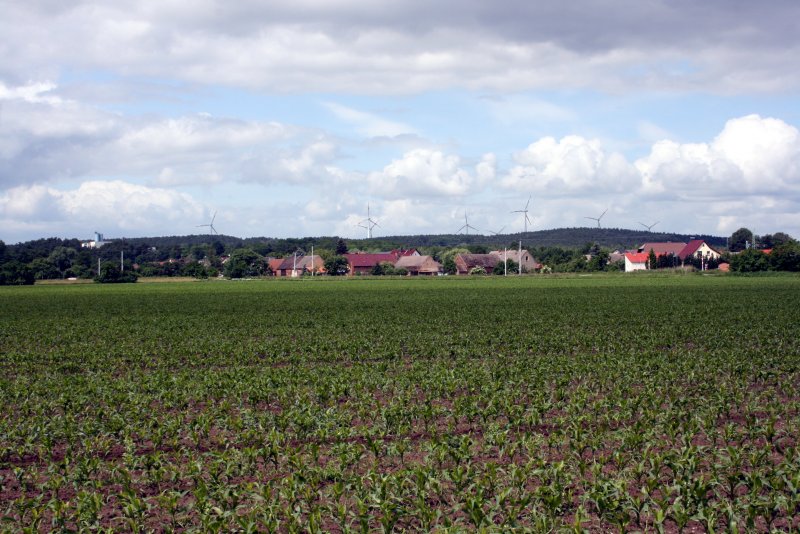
678,240,704,260
344,253,399,268
639,242,687,257
624,252,650,263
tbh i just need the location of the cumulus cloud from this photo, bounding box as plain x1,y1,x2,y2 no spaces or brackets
503,135,639,193
367,149,492,198
635,114,800,197
0,180,205,238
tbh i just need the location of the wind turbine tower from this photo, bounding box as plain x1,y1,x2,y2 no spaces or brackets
584,208,608,228
456,211,479,235
197,211,218,235
360,204,380,239
512,196,533,233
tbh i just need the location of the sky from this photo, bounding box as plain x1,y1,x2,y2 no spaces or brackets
1,0,800,243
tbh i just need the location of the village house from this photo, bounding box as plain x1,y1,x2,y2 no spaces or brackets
489,249,540,272
296,255,325,275
454,253,501,275
677,240,721,262
638,242,687,257
623,252,649,272
394,255,442,276
344,252,400,275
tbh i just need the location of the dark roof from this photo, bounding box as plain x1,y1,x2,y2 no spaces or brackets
344,253,399,268
678,240,719,260
457,254,500,270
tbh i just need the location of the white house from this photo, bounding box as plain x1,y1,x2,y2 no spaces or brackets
624,252,649,272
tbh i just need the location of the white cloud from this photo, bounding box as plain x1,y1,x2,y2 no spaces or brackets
324,103,416,137
367,149,489,198
635,114,800,197
503,135,639,193
2,2,799,94
0,180,205,238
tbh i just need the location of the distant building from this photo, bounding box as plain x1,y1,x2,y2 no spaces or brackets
81,232,107,249
489,249,540,272
344,252,400,275
394,255,442,275
455,253,500,275
624,252,649,272
677,240,721,262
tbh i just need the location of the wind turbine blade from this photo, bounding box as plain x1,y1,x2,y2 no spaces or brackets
600,208,608,218
525,195,531,210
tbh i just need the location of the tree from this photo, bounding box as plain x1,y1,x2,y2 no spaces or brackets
335,239,348,255
95,262,138,283
492,260,518,275
0,261,34,285
224,248,267,278
729,228,753,252
48,246,77,279
587,251,609,271
770,242,800,271
28,258,60,280
648,249,657,270
760,232,796,248
728,249,770,272
324,256,349,276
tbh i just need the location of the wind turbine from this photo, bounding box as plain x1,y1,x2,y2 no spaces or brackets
456,211,479,235
489,225,506,236
512,196,533,233
639,221,659,232
197,211,218,235
584,208,608,228
360,204,380,239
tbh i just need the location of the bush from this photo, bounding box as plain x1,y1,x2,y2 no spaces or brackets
468,266,487,275
95,262,138,283
729,249,770,273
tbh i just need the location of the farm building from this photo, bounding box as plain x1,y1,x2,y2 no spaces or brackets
394,255,442,275
296,255,325,275
624,252,649,272
344,252,400,275
489,249,540,272
455,253,501,275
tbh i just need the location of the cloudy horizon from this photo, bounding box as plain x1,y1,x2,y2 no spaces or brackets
1,0,799,243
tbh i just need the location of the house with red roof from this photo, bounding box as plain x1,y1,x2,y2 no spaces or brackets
344,252,400,275
638,242,687,257
678,240,721,262
624,252,649,272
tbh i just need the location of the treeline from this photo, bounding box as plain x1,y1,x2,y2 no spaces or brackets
1,227,798,284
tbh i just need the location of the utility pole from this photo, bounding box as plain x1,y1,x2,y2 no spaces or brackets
504,248,507,276
120,250,124,272
311,245,314,277
518,240,522,275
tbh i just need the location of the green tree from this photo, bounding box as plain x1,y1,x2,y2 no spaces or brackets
224,248,267,278
492,259,518,275
324,256,349,276
48,246,77,279
335,239,348,255
587,251,609,271
729,227,753,252
769,242,800,271
95,262,138,283
729,249,770,272
0,261,34,285
760,232,796,248
648,249,657,270
28,258,60,280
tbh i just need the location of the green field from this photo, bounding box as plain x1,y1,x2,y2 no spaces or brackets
1,275,800,532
